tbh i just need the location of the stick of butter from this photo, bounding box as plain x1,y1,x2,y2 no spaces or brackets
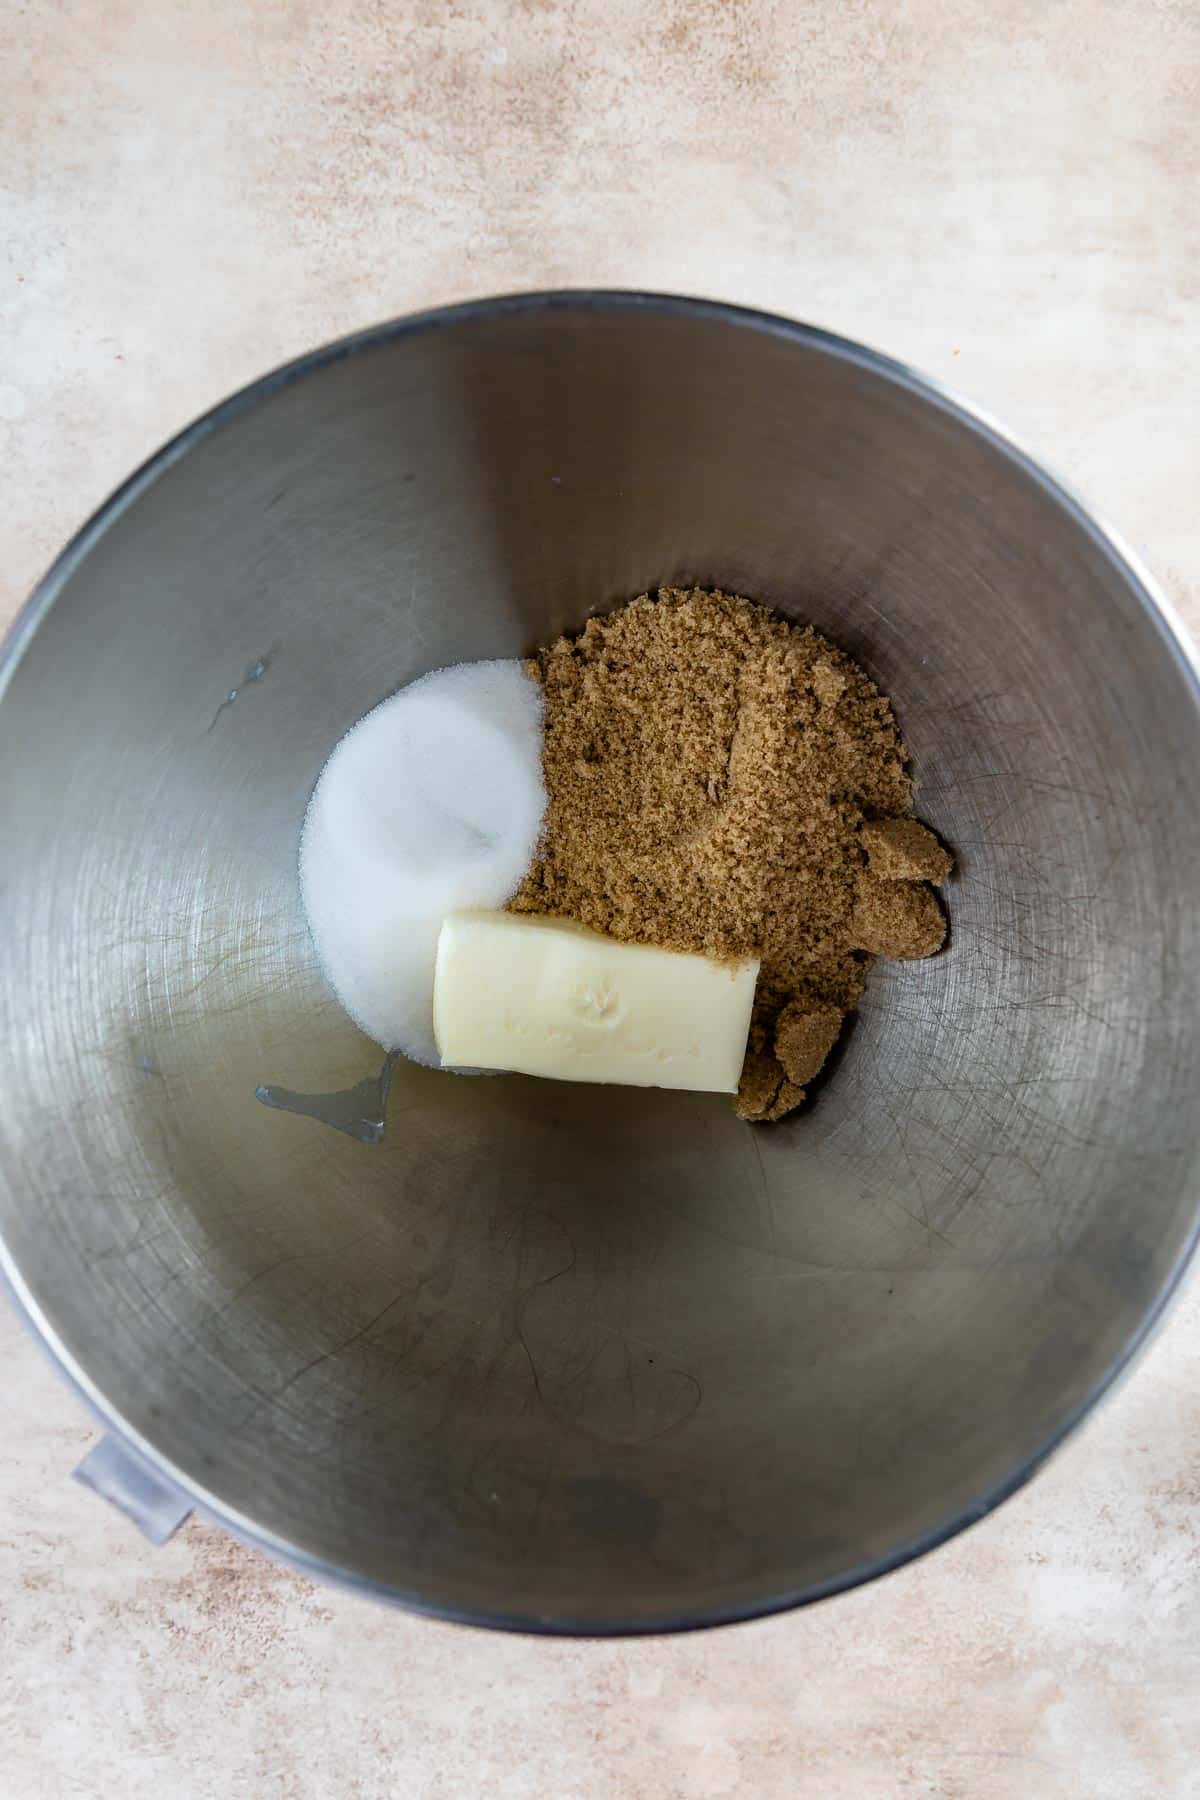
433,911,759,1093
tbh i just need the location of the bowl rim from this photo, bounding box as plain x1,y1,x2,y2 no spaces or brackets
3,286,1200,1637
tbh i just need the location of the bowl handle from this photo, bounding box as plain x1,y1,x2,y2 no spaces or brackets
74,1434,192,1545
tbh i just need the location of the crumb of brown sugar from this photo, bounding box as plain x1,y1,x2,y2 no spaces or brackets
851,875,947,960
773,1001,845,1088
860,817,953,884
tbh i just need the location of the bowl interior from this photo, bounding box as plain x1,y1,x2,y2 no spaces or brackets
2,296,1199,1631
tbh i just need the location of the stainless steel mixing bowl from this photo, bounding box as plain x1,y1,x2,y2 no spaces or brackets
2,292,1199,1634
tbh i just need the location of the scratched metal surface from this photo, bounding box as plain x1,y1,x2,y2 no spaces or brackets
1,295,1198,1631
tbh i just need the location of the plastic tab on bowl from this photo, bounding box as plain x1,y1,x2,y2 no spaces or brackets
74,1434,192,1545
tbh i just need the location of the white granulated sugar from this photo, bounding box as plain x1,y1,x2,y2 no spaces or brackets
300,659,546,1064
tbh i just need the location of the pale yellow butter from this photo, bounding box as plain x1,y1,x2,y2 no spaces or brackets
433,911,758,1093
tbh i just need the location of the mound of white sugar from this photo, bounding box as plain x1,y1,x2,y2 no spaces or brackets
300,659,546,1064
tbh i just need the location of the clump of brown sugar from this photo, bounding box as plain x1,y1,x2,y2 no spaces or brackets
511,586,951,1120
860,817,952,884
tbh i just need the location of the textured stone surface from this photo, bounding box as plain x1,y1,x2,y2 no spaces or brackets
2,1,1199,1794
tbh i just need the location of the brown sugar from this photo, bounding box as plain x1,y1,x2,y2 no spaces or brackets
773,1001,846,1087
735,1050,807,1124
851,875,947,959
511,587,951,1120
860,817,952,883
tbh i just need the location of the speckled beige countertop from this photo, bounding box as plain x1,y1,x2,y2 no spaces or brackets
3,3,1199,1795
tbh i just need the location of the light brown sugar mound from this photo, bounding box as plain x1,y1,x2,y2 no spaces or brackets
510,587,951,1121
